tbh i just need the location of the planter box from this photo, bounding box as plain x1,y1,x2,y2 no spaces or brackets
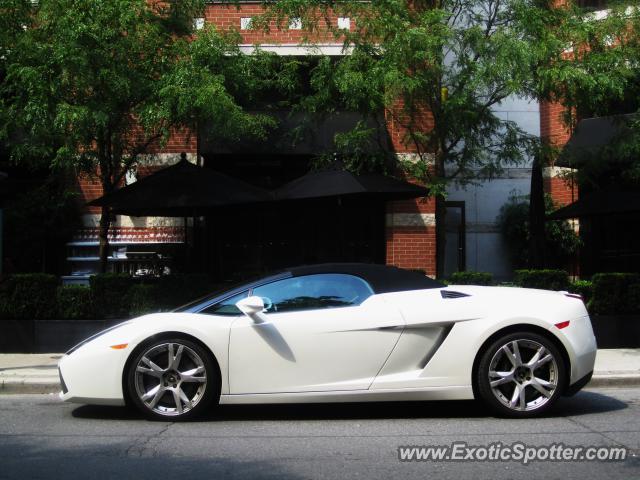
0,320,35,353
0,319,124,353
590,315,640,349
34,319,125,353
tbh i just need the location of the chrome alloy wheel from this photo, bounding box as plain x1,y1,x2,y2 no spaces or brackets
488,339,559,412
134,342,207,417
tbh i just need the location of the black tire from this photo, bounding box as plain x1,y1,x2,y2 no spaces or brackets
476,331,567,418
126,337,219,421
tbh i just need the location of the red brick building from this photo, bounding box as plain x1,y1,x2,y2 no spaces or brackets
70,2,586,283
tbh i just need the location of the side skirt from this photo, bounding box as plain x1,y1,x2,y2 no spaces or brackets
220,386,473,405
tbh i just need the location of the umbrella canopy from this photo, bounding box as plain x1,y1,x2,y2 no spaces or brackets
88,159,273,217
274,169,428,201
557,114,637,167
547,190,640,220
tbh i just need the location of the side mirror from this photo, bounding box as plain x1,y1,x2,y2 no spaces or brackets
236,296,268,323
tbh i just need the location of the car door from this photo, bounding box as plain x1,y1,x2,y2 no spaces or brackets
228,273,405,394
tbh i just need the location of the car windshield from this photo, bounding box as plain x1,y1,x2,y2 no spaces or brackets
171,272,290,313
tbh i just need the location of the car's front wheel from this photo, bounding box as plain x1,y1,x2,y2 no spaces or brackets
127,337,218,420
476,331,567,418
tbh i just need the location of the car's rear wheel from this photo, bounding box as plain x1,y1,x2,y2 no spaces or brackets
476,331,567,418
127,338,218,420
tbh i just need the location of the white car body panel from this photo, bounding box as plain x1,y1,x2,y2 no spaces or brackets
59,281,597,408
228,295,404,393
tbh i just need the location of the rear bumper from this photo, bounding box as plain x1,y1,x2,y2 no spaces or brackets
565,370,593,396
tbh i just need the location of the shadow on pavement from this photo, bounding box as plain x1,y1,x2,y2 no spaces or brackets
0,437,305,479
71,389,627,422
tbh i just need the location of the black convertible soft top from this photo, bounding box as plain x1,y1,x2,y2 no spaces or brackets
287,263,444,294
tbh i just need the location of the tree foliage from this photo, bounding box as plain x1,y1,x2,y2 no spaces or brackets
256,0,638,275
0,0,279,270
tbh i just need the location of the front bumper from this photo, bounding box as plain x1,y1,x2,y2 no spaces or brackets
58,347,129,406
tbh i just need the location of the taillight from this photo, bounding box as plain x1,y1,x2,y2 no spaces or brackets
555,320,570,329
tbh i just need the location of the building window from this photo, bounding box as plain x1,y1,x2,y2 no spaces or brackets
337,17,350,30
240,17,253,30
289,17,302,30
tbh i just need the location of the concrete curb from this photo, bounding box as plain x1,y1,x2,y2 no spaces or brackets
588,374,640,388
0,380,61,394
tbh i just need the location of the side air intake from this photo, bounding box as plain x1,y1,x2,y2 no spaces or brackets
440,290,470,299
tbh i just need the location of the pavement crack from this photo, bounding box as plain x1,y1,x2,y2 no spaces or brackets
126,422,174,458
565,415,636,452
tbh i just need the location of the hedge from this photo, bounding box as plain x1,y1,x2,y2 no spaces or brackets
513,269,569,291
127,284,161,317
57,285,92,320
449,271,493,286
568,280,593,305
0,274,58,320
89,273,136,319
590,273,640,315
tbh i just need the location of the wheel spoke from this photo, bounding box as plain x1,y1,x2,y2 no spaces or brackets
511,341,522,366
142,384,165,408
509,384,522,409
526,346,546,368
489,370,514,387
535,354,553,368
170,344,184,371
141,356,165,374
181,365,206,383
136,365,163,378
172,389,183,414
177,387,191,409
530,377,554,398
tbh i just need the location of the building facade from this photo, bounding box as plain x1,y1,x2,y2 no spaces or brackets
73,1,580,283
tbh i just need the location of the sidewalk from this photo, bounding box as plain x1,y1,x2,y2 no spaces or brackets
0,349,639,394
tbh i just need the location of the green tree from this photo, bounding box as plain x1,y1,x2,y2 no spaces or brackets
257,0,638,276
512,0,639,268
0,0,276,271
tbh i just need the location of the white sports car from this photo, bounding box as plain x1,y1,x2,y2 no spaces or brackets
59,263,597,420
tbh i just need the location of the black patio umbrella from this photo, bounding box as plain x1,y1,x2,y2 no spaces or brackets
274,169,428,201
547,190,640,220
88,158,273,217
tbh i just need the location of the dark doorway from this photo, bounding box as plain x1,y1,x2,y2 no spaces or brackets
443,201,466,277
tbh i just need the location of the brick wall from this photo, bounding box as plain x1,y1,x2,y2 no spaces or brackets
385,196,436,276
539,100,577,207
204,3,348,43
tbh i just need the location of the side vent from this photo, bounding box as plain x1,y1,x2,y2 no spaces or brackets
441,290,470,299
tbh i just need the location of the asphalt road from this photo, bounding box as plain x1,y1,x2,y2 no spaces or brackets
0,388,638,480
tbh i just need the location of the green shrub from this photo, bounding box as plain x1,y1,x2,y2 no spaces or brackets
56,285,92,319
513,269,569,291
627,284,640,315
90,273,135,319
568,280,593,305
127,284,160,317
591,273,640,314
0,274,58,319
450,271,493,286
